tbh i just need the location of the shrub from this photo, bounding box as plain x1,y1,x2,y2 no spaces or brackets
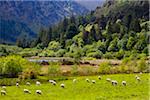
48,63,61,77
0,55,28,78
137,58,148,72
103,52,114,59
19,63,41,79
87,51,103,59
71,65,79,76
55,49,66,57
98,62,111,74
79,66,95,76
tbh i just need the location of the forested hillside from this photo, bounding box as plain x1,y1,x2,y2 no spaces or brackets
0,1,88,44
1,0,149,59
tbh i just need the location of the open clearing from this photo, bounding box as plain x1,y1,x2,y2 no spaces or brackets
0,74,149,100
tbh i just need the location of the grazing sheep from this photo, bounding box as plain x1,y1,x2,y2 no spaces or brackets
2,86,6,90
139,72,142,75
52,81,57,86
16,82,20,87
92,80,96,84
36,90,42,95
122,81,127,86
86,78,90,83
106,78,111,82
24,89,31,94
136,76,141,81
49,80,54,83
49,80,57,85
111,80,118,86
73,79,77,83
36,81,41,86
26,82,31,86
98,76,101,80
1,90,6,95
60,83,65,88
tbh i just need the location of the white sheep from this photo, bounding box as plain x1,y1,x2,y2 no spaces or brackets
24,89,31,94
136,76,141,81
52,81,57,86
49,80,54,83
49,80,57,85
36,90,42,95
73,79,77,83
86,78,90,83
92,80,96,84
1,90,6,95
139,72,142,75
98,76,101,80
2,86,6,90
60,83,65,88
111,80,118,86
36,81,41,86
122,81,127,86
16,82,20,87
26,82,31,86
106,78,111,82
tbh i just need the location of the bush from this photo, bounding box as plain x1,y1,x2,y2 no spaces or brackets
71,65,79,76
79,66,95,76
55,49,66,57
98,62,111,74
48,63,61,77
87,51,103,58
137,58,148,72
0,55,28,78
0,55,40,78
19,63,41,79
103,52,114,59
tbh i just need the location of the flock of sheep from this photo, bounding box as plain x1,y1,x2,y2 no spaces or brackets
0,73,142,96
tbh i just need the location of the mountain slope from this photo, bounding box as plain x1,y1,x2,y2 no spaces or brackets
0,1,89,44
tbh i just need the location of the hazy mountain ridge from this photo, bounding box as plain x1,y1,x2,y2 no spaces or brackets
0,1,89,44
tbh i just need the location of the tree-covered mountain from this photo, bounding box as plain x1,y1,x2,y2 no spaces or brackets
0,0,149,59
0,1,89,44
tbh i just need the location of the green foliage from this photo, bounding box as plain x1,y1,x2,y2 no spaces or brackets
98,62,111,74
87,51,103,59
108,38,119,52
0,56,27,78
71,65,78,76
48,63,61,77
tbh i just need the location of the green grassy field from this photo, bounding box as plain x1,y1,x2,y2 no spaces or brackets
0,74,149,100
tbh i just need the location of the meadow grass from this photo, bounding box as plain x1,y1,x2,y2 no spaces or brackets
0,74,149,100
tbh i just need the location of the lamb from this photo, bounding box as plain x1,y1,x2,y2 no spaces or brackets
136,76,141,81
52,81,57,86
36,90,42,95
49,80,54,83
86,78,90,83
106,78,111,82
24,89,31,94
49,80,57,85
16,82,20,87
98,76,101,80
122,81,127,86
26,82,31,86
111,80,118,86
36,81,41,86
2,86,6,90
73,79,77,83
1,90,6,95
92,80,96,84
60,83,65,88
